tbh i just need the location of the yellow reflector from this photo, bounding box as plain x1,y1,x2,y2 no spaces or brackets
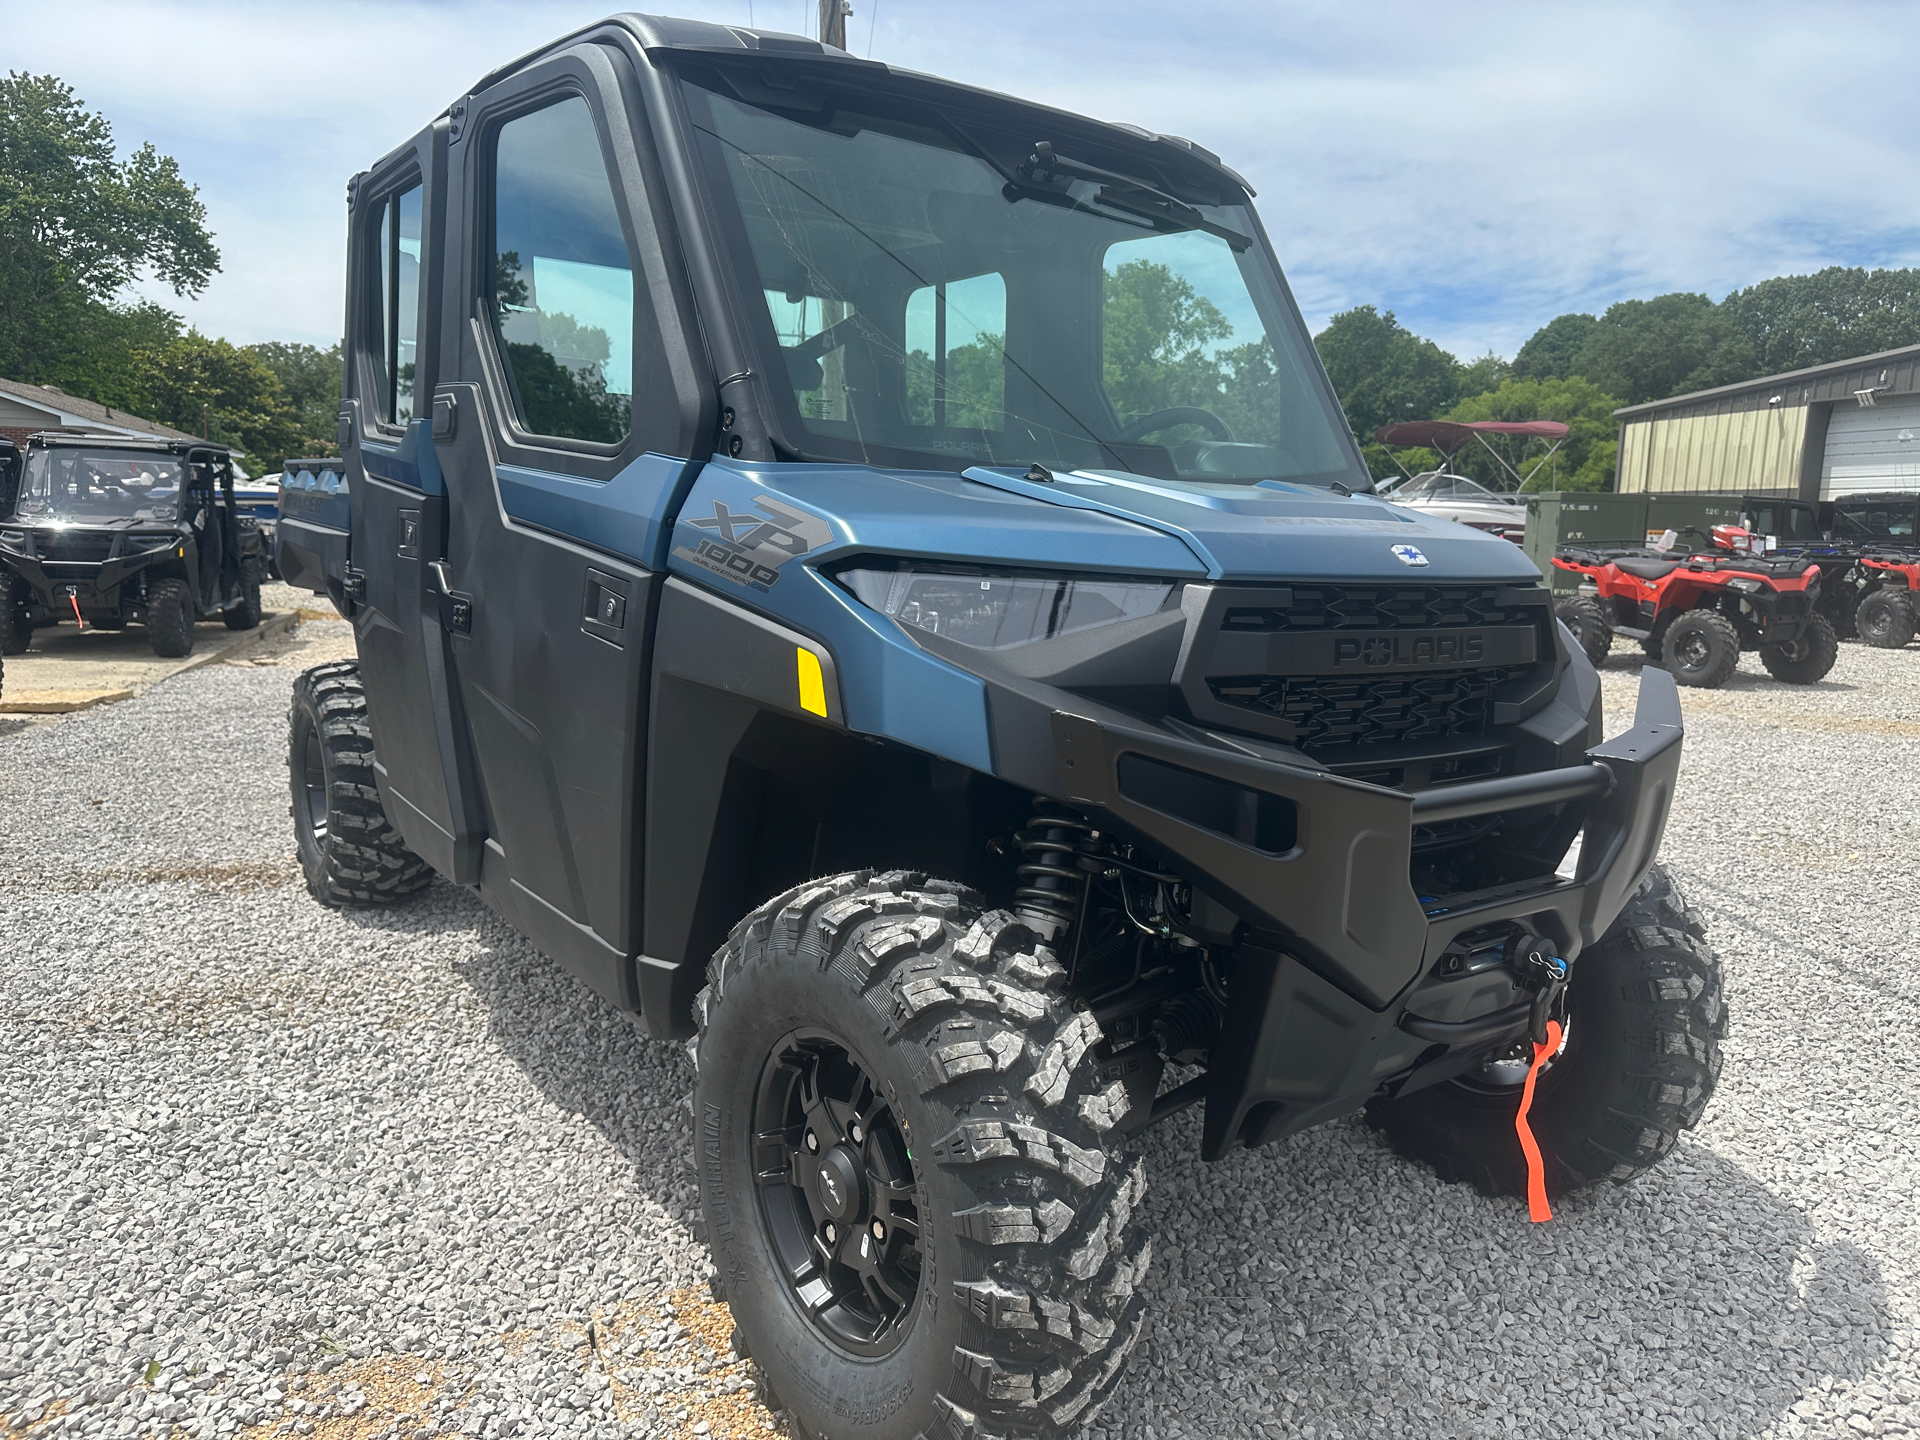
796,647,827,717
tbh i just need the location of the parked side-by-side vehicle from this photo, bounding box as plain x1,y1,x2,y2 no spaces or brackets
277,17,1723,1438
0,432,266,658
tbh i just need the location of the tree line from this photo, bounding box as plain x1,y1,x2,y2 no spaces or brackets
0,72,337,474
1315,266,1920,491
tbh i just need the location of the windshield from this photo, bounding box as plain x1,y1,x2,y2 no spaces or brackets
682,74,1358,486
1747,500,1820,545
1833,497,1917,540
15,449,183,524
1392,472,1503,502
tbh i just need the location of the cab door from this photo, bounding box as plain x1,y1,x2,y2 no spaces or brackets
432,42,710,1011
342,132,485,883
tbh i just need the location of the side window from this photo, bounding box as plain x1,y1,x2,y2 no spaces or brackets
367,183,422,426
489,96,635,445
901,273,1006,431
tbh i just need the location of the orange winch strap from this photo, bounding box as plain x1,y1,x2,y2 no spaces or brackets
1514,1018,1562,1223
69,593,84,630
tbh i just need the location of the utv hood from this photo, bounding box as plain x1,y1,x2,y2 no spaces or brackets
961,466,1542,583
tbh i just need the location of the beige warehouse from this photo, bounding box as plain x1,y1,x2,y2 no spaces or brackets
1614,343,1920,500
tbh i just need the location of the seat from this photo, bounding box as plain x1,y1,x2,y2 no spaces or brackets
1613,555,1682,580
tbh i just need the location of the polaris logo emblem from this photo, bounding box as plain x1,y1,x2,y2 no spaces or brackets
1391,544,1429,567
1334,632,1486,668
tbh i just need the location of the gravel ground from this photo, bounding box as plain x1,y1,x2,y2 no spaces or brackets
2,618,1916,1440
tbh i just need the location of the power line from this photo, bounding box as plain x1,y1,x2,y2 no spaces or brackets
866,0,879,54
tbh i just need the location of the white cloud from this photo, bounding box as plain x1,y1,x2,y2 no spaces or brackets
14,0,1920,363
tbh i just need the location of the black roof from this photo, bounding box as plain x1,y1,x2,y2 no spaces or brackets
461,13,1253,196
25,431,233,456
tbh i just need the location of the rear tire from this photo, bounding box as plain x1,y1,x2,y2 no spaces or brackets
1661,609,1739,687
1365,864,1725,1200
1855,589,1916,650
146,577,195,658
288,660,433,906
694,872,1150,1440
1555,595,1613,668
1760,615,1839,683
0,578,30,655
223,556,263,631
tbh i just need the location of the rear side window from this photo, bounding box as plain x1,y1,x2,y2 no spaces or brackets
488,96,635,445
368,183,422,426
902,273,1006,431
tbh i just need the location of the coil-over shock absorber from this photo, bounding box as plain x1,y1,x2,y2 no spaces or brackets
1013,800,1096,943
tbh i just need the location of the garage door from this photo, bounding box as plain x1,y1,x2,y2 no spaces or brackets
1822,393,1920,498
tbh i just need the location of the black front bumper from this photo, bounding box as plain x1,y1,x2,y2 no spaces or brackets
2,551,153,612
1051,666,1684,1158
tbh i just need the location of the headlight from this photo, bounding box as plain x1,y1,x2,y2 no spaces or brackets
838,568,1174,650
130,533,179,549
1726,577,1762,593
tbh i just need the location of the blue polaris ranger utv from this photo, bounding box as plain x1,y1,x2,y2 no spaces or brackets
280,17,1723,1437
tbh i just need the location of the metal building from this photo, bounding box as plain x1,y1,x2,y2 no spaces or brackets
1613,344,1920,500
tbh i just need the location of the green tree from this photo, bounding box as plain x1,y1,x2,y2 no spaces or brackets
1312,305,1463,440
246,341,343,457
1101,259,1233,433
0,72,218,383
1721,266,1920,375
1512,312,1596,381
136,332,303,474
1442,376,1624,492
1571,293,1757,405
1312,305,1465,476
42,299,181,413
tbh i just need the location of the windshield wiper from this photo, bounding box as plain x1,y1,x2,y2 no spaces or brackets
1016,140,1251,251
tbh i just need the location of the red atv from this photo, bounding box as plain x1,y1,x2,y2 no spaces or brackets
1552,525,1837,688
1855,554,1920,649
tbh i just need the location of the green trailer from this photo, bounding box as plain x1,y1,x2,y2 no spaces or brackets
1524,493,1650,590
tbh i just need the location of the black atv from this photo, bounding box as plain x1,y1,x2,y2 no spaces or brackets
278,17,1725,1438
0,432,267,659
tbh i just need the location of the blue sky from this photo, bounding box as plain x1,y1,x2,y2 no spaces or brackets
12,0,1920,363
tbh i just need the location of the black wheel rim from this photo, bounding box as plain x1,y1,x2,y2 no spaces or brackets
752,1028,924,1357
298,713,329,843
1674,629,1710,671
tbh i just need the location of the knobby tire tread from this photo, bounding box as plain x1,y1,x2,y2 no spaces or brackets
1363,864,1726,1202
289,659,432,907
695,871,1151,1440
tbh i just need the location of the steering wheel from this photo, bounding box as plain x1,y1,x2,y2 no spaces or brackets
1114,406,1235,444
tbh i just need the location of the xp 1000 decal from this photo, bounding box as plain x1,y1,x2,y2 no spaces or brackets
674,494,834,593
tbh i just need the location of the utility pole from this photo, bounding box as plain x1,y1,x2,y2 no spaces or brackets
817,0,850,49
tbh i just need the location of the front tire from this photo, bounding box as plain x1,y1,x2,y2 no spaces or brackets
288,660,432,906
1365,864,1725,1200
146,577,196,657
694,872,1150,1440
223,555,263,631
1760,615,1839,683
1555,595,1613,668
0,578,29,655
1855,589,1916,650
1661,609,1740,687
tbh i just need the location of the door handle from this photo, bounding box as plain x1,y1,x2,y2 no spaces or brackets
428,561,473,636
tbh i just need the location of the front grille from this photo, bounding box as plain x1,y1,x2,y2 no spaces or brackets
39,534,115,563
1209,665,1529,749
1767,592,1812,620
1222,584,1525,633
